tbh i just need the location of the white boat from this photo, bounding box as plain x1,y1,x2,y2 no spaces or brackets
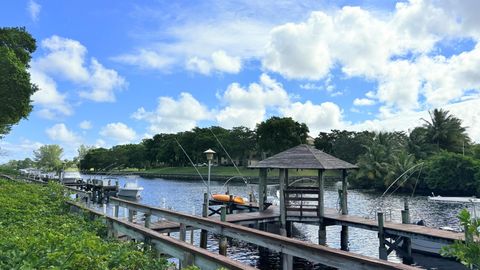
60,171,83,185
117,182,143,198
428,195,480,204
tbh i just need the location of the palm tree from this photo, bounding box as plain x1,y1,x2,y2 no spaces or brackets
422,109,470,153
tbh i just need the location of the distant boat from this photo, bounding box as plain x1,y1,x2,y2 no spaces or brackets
60,171,83,185
428,195,480,204
118,182,143,198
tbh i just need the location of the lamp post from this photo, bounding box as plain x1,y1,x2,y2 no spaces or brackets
204,149,216,199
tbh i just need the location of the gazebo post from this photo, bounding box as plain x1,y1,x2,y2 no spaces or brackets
258,168,268,212
279,168,293,270
318,169,326,245
341,169,349,251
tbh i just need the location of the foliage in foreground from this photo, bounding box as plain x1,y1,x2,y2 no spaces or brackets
441,209,480,269
0,178,169,270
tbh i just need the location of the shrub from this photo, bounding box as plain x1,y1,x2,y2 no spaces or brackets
424,152,480,196
0,179,170,270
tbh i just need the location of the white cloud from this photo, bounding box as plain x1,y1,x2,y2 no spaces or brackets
215,73,347,133
353,98,375,106
281,101,345,135
0,139,43,163
186,57,211,75
79,59,126,102
262,1,480,113
34,35,126,103
211,50,241,73
186,50,242,75
46,123,82,145
79,121,92,130
348,98,480,142
112,49,174,70
27,0,41,22
216,73,290,128
100,122,137,144
132,92,211,133
30,67,72,119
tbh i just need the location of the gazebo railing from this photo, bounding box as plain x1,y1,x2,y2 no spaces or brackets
284,187,319,217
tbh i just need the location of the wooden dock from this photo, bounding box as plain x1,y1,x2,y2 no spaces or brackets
105,197,418,270
212,204,463,244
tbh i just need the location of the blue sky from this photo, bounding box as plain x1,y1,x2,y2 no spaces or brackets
1,0,480,162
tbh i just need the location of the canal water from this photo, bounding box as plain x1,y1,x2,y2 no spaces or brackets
96,174,469,270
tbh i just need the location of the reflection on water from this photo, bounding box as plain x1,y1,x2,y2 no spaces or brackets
86,174,467,270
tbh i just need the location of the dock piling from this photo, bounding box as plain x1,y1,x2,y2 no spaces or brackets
401,198,413,264
219,206,228,256
200,193,208,249
377,212,388,260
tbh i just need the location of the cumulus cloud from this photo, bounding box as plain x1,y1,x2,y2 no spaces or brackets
281,101,345,135
132,93,211,133
30,67,72,119
34,35,126,103
262,1,480,113
216,74,346,133
79,120,92,130
216,73,290,128
27,0,41,21
46,123,82,145
186,50,242,75
100,122,137,144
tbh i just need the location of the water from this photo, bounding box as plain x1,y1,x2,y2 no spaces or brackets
90,174,468,270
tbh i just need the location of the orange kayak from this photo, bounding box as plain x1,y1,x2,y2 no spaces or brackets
212,194,245,204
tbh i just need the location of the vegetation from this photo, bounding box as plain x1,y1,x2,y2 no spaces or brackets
0,178,169,269
33,144,63,171
256,116,309,155
3,110,480,196
0,27,38,137
441,209,480,268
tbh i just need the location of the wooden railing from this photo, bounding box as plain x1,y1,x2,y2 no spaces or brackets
284,187,320,217
106,197,417,270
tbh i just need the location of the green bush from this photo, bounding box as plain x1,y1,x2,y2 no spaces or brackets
0,179,170,270
424,152,480,196
441,209,480,269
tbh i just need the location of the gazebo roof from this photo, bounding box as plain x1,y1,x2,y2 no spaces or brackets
249,144,358,170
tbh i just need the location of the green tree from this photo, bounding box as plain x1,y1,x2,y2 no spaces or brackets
256,117,309,155
33,145,63,171
75,145,94,164
314,130,375,164
0,27,38,137
422,109,470,153
351,132,407,189
424,152,480,196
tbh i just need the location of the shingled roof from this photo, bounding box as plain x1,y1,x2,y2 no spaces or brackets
249,144,358,170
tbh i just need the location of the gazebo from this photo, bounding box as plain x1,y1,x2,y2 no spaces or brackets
249,144,358,251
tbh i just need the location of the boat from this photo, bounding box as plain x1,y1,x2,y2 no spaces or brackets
118,182,143,198
212,194,246,204
60,171,83,185
428,195,480,204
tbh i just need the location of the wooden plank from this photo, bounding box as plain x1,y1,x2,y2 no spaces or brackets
109,198,417,270
110,217,256,270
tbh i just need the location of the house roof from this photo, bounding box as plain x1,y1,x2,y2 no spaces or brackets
249,144,358,170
